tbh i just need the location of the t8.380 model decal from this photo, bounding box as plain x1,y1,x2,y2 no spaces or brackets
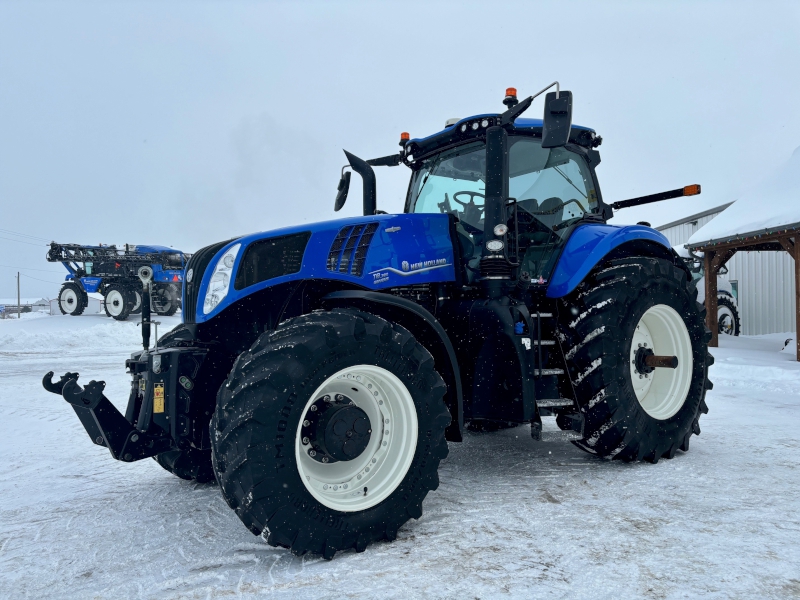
370,257,451,284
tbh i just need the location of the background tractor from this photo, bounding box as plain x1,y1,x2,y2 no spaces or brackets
47,242,187,320
44,83,713,558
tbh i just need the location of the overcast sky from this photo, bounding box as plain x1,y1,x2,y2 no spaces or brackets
1,0,799,299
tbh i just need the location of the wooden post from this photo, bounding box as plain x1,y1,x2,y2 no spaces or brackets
795,237,799,362
704,250,718,347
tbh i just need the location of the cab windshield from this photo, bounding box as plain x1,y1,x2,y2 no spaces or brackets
407,137,599,280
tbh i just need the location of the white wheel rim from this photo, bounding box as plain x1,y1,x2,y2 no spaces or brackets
718,305,735,335
295,365,418,512
106,290,125,316
630,304,693,420
132,291,141,311
60,288,78,314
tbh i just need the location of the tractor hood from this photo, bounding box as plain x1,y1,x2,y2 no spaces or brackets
190,213,456,323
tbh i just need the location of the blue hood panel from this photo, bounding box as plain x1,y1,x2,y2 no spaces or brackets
546,224,671,298
196,214,456,323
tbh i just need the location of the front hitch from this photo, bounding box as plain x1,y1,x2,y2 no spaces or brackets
43,371,172,461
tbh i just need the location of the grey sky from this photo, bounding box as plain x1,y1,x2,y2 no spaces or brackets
1,1,799,298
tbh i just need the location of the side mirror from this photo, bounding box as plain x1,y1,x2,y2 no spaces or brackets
541,90,572,148
334,170,351,212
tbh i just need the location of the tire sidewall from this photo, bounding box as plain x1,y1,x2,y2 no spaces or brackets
611,274,707,443
249,338,438,537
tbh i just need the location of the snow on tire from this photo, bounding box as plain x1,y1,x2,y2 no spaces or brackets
210,308,450,558
557,256,713,462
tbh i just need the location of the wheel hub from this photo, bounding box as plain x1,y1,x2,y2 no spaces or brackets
302,394,372,463
634,346,656,375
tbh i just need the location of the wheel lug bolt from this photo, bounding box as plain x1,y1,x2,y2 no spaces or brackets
343,484,348,489
310,405,318,412
322,457,329,463
309,449,316,457
378,400,383,405
336,394,344,401
382,441,387,446
323,484,328,490
302,436,309,444
303,420,310,427
385,419,389,424
324,395,331,402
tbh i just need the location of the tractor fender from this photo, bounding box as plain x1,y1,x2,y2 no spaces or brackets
321,290,463,442
546,224,672,298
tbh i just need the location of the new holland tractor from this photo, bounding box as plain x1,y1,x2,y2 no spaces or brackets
43,84,713,559
47,242,187,320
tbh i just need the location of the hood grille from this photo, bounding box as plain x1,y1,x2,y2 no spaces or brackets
327,223,378,277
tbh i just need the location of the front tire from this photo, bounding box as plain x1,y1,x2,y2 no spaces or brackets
210,308,450,558
58,282,87,316
557,257,713,462
103,285,132,320
153,448,215,483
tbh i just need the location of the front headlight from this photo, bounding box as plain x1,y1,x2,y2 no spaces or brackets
203,243,241,314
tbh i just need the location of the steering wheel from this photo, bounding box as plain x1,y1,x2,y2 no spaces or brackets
452,191,485,209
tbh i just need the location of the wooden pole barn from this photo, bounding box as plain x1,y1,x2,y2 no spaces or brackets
688,222,800,361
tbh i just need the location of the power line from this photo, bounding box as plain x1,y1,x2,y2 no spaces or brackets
0,236,47,247
0,264,64,273
20,273,64,285
0,228,51,242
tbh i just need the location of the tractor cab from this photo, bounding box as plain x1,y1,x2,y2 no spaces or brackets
336,85,607,292
405,120,603,285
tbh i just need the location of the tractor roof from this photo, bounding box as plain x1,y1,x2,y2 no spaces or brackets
406,115,597,160
408,116,596,146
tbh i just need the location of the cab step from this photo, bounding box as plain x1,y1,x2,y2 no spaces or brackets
534,368,564,376
537,398,575,408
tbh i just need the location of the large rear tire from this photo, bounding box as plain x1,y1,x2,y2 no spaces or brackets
210,308,450,558
58,282,87,316
557,257,713,462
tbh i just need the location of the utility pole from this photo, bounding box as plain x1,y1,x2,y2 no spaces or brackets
17,272,21,319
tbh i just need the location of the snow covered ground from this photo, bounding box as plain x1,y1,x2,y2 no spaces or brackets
1,314,799,599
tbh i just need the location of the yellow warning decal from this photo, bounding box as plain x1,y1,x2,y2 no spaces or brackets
153,383,165,413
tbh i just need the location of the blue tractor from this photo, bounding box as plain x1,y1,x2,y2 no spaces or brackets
47,242,187,320
43,84,712,558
